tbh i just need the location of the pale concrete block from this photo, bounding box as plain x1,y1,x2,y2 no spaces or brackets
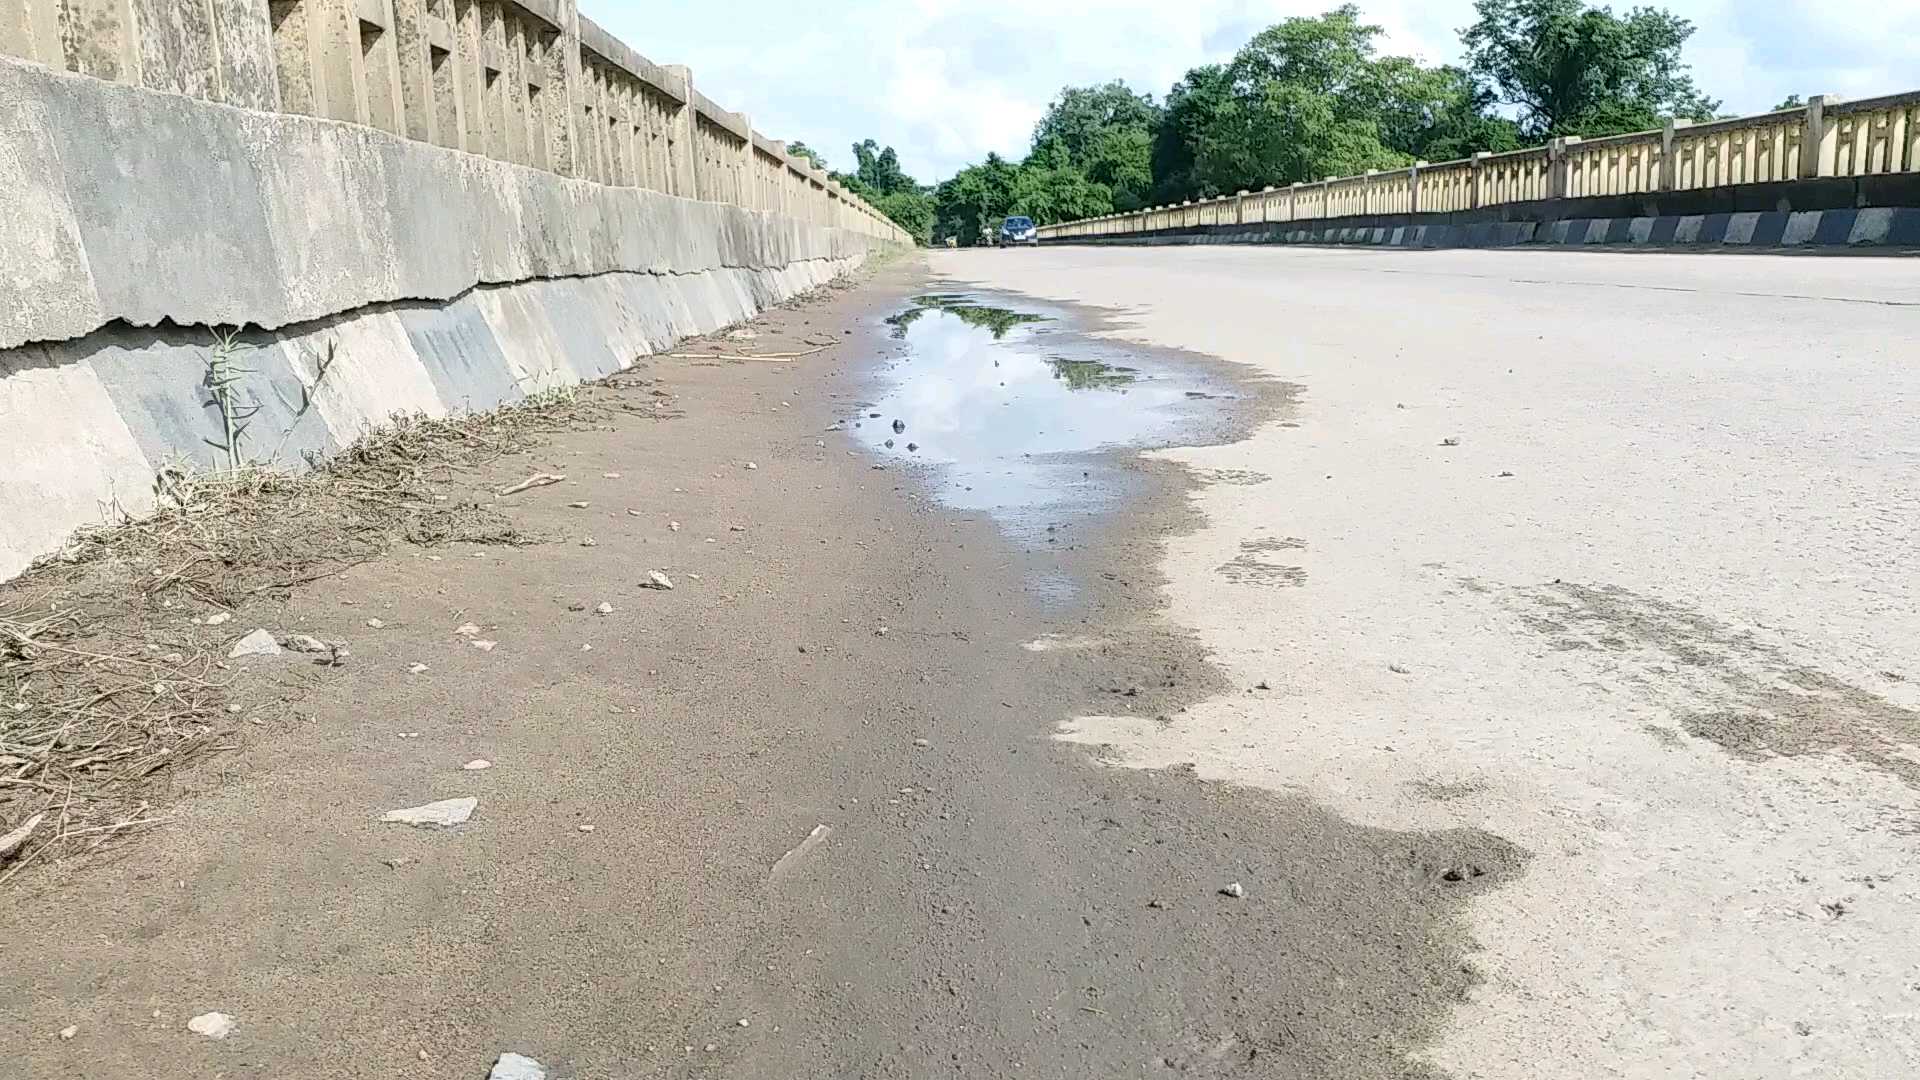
1849,207,1894,245
469,285,572,395
394,294,522,413
0,349,156,580
277,309,447,443
255,118,403,323
1673,215,1705,244
1781,210,1823,246
1724,212,1761,245
0,65,106,350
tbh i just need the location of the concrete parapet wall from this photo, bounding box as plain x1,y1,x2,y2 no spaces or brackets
0,51,892,579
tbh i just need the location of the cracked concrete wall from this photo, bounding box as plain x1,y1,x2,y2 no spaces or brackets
0,54,890,579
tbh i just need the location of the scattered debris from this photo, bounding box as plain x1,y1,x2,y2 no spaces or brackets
770,824,833,879
229,628,281,658
1389,663,1411,674
579,537,598,547
668,521,681,532
186,1012,236,1040
567,501,590,509
744,462,759,471
59,1025,77,1040
737,1018,751,1028
396,731,421,739
407,663,429,675
462,759,492,771
567,602,587,612
204,612,232,626
1497,470,1515,478
595,602,614,615
455,623,481,637
725,327,758,341
1439,437,1459,447
602,472,622,479
471,640,498,652
1146,899,1166,909
627,508,642,516
383,856,414,869
577,824,596,833
380,797,477,828
906,443,918,452
892,419,906,434
728,525,746,532
284,634,329,653
488,1052,548,1080
1220,882,1245,898
913,738,931,748
0,813,45,860
498,473,565,496
1440,866,1486,883
643,571,675,590
365,618,385,629
1253,680,1270,691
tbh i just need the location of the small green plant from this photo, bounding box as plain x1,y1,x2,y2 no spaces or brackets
267,339,339,463
203,327,260,471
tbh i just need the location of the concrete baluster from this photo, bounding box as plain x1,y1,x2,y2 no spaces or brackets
1802,95,1837,179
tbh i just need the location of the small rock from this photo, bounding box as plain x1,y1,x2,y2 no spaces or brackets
1220,882,1245,899
1389,663,1410,674
627,508,642,516
737,1018,750,1028
228,629,281,658
577,824,596,833
595,602,614,615
186,1012,236,1040
284,634,330,653
59,1025,77,1040
365,618,385,629
704,1044,718,1053
875,626,888,636
603,472,622,479
455,623,481,637
744,462,759,470
668,521,681,532
1497,470,1515,478
567,602,587,612
644,571,674,590
906,443,918,452
488,1052,548,1080
383,857,414,869
471,640,498,652
884,439,895,448
462,759,492,771
1147,899,1166,909
725,327,757,341
380,797,477,828
567,501,591,509
729,525,746,532
1439,437,1460,447
913,738,930,748
407,663,429,674
205,612,232,626
580,537,598,548
397,731,421,739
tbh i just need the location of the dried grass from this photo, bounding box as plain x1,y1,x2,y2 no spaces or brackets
0,382,652,882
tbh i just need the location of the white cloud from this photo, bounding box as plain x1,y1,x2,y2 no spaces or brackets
583,0,1919,183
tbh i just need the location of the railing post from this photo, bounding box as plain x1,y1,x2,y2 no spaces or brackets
1234,190,1249,225
1288,181,1300,222
1547,137,1567,199
1660,119,1684,190
662,64,697,199
1470,151,1490,209
1802,94,1837,178
1363,170,1377,214
1409,161,1424,214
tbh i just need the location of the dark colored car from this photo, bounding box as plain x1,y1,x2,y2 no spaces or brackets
998,215,1038,247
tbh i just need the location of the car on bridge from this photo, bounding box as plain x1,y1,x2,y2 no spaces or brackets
997,216,1038,247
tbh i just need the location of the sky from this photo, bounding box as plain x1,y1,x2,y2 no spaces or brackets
584,0,1920,184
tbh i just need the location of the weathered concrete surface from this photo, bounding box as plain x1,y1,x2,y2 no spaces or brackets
935,245,1920,1080
0,54,882,352
0,255,861,580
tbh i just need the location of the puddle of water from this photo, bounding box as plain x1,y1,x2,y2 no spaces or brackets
853,292,1229,551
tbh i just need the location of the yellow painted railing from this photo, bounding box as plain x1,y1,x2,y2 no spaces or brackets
1039,91,1920,241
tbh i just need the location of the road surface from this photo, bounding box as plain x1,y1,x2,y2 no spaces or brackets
6,245,1918,1080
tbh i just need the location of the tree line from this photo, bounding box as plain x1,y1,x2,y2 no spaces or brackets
816,0,1736,245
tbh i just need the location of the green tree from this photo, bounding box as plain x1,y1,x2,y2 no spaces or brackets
1151,64,1233,202
1460,0,1721,140
1083,126,1154,210
1031,81,1162,167
785,141,827,169
1773,94,1805,111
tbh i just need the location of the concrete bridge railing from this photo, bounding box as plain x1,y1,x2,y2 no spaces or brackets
0,0,907,243
1039,91,1920,241
0,1,912,580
